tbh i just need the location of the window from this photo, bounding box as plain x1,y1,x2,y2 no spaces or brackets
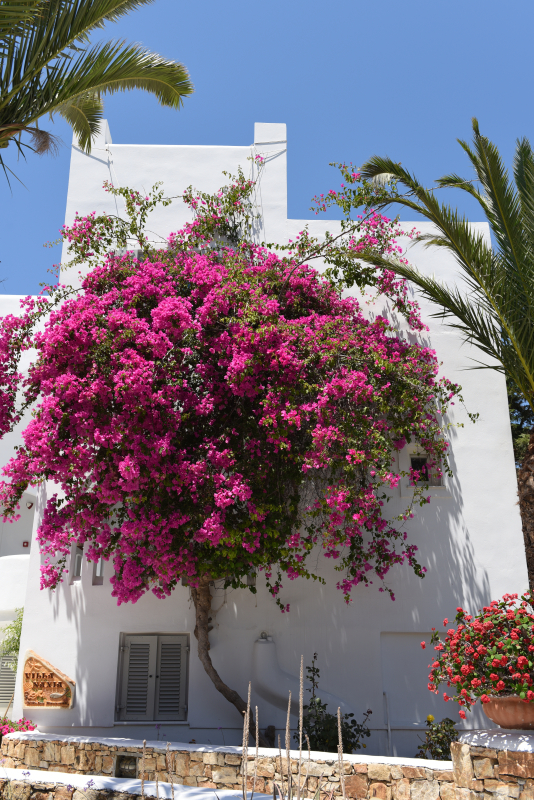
71,543,84,582
92,558,104,586
116,634,188,721
0,656,15,715
410,455,442,487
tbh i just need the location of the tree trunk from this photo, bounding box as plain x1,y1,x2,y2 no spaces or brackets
517,430,534,590
190,575,270,748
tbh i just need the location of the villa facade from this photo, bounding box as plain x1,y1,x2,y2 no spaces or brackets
0,121,527,756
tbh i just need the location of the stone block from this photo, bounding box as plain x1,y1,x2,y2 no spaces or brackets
11,781,32,800
156,756,167,770
54,789,73,800
451,742,475,788
190,753,203,762
454,789,479,800
10,782,31,800
392,778,410,800
75,751,94,772
72,790,104,800
439,784,456,800
225,755,242,766
253,758,275,778
202,783,217,789
52,767,72,774
411,780,440,800
60,748,75,767
391,768,404,781
14,743,26,760
369,765,392,782
30,793,49,800
189,763,205,777
43,745,56,763
203,766,212,779
172,754,190,775
212,767,239,784
302,762,334,777
354,765,369,774
2,757,14,768
520,789,534,800
403,768,426,780
246,778,265,793
101,756,113,774
183,778,198,787
39,762,48,770
499,754,534,780
94,757,102,773
473,749,499,759
24,749,40,768
370,781,391,800
202,753,221,766
434,773,454,782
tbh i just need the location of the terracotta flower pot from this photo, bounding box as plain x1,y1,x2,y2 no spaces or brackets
483,695,534,729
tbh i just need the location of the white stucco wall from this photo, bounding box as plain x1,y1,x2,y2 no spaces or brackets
0,121,526,757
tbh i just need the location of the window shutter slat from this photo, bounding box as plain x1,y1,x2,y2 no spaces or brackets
119,635,157,720
155,635,187,720
0,657,15,713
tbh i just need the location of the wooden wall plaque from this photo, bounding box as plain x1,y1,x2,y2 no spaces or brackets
22,651,75,709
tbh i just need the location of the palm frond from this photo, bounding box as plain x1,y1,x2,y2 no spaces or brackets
0,0,193,160
55,91,103,151
359,121,534,414
0,0,45,39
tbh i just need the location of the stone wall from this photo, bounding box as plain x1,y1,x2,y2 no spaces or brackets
0,777,137,800
1,735,455,799
451,741,534,800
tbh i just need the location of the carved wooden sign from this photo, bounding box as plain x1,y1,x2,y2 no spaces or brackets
22,651,75,709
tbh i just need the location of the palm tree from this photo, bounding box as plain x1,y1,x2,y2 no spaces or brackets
356,119,534,587
0,0,193,178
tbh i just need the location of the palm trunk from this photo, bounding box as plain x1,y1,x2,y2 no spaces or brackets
517,430,534,590
190,575,269,748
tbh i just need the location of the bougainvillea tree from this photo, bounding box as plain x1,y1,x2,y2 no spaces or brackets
0,163,464,740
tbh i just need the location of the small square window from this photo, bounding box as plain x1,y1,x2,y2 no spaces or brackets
410,455,442,486
92,557,104,586
71,544,83,582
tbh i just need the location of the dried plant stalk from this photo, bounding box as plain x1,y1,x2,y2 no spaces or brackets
252,704,259,799
278,734,283,799
166,741,175,800
241,682,252,800
298,655,303,800
305,734,311,800
337,707,346,800
285,690,292,798
141,739,146,799
155,773,159,800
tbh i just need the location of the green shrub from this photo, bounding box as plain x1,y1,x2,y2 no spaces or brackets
295,653,372,754
415,715,457,760
1,607,23,671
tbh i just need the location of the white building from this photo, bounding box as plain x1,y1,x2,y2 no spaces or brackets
0,122,527,756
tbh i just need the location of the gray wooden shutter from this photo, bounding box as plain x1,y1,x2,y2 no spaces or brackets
118,635,157,720
0,657,15,714
154,635,188,720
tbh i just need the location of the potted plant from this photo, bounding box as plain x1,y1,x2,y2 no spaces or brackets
424,591,534,728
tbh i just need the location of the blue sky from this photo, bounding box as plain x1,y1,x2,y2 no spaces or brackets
2,0,532,295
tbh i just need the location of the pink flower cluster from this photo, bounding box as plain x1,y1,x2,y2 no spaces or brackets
0,716,36,736
0,224,458,607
